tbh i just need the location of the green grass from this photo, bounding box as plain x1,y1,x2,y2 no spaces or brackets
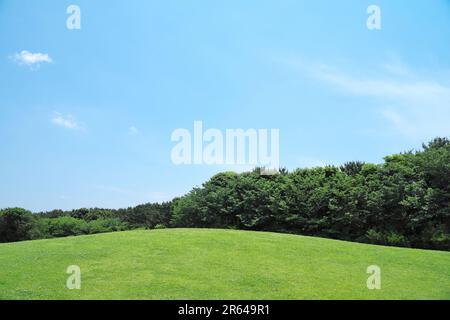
0,229,449,300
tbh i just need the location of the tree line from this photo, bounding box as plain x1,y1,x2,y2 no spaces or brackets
1,138,449,251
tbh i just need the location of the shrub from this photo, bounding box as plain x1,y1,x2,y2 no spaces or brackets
365,229,385,245
45,217,89,238
386,232,410,247
88,218,128,234
429,225,450,250
30,218,52,240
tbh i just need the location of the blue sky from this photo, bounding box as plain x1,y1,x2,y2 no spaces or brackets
1,0,450,211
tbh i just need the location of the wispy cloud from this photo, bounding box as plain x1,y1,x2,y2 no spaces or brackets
322,71,448,107
380,61,414,78
128,126,139,135
287,59,450,105
380,109,417,138
281,56,450,139
12,50,53,69
51,112,83,130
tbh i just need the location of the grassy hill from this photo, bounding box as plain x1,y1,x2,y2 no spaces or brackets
0,229,449,300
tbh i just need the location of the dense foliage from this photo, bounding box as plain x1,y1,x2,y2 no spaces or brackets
0,203,171,242
0,208,34,242
171,138,450,250
1,138,449,250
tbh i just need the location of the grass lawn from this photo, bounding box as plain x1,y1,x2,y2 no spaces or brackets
0,229,449,300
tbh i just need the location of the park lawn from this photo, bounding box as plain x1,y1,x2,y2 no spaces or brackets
0,229,449,300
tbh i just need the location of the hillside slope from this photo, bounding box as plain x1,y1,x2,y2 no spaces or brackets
0,229,449,300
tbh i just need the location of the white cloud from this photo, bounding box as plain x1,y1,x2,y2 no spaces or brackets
13,50,53,68
52,112,82,130
129,126,139,135
380,62,413,77
379,53,415,77
296,63,450,106
281,56,450,139
380,109,416,137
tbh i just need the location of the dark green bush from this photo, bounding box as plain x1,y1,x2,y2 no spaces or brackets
0,208,35,243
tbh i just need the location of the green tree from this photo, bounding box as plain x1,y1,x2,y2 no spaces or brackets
0,208,35,243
